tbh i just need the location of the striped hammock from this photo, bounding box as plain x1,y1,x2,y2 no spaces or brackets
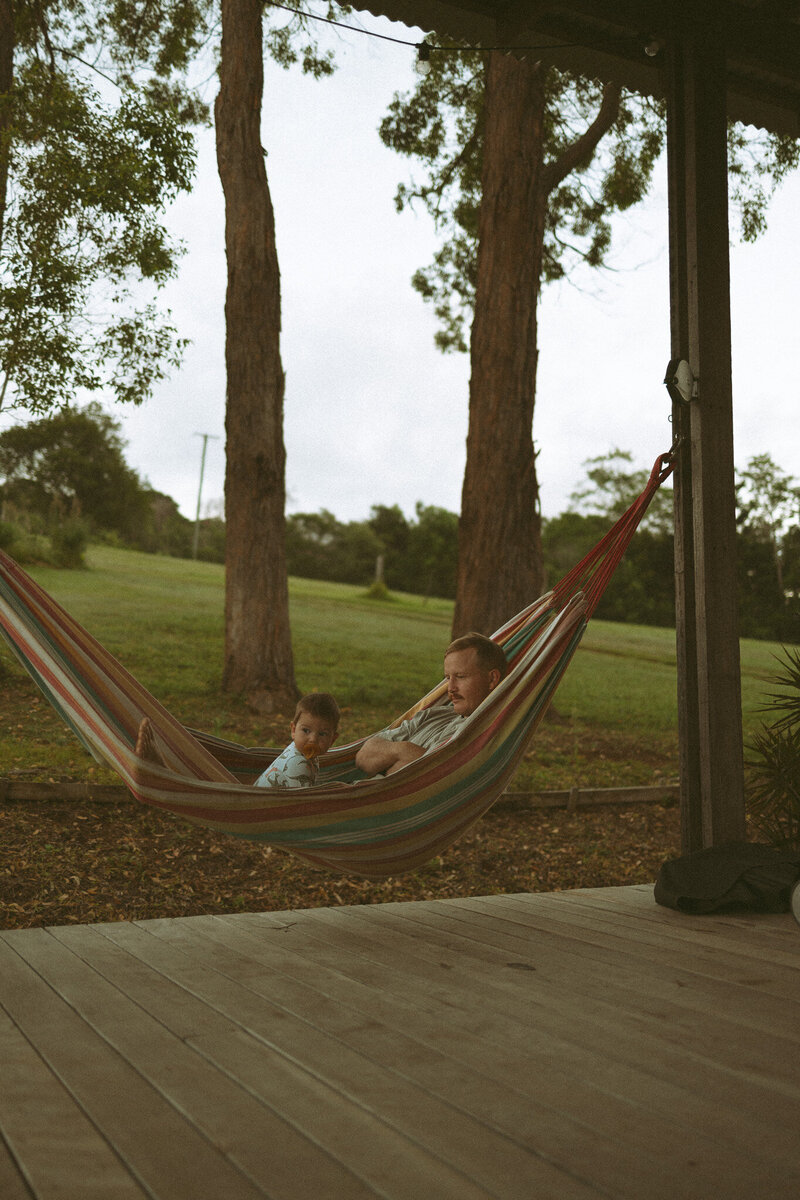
0,452,673,879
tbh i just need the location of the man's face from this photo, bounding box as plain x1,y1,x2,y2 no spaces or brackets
444,648,501,717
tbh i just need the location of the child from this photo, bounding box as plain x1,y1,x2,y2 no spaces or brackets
254,692,340,789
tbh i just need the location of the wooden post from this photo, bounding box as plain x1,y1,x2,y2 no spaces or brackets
665,7,746,850
666,28,702,855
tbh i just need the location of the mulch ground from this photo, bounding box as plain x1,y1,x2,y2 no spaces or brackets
0,796,681,929
1,668,684,928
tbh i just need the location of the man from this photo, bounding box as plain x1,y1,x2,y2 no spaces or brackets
355,632,507,777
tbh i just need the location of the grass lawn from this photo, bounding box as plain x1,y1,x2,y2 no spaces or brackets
1,544,789,929
1,543,789,790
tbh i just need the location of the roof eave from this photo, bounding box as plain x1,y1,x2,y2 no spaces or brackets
355,0,800,135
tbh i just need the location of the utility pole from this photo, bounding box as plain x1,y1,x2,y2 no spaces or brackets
192,432,220,560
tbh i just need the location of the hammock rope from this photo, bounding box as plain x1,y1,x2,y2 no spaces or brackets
0,450,674,879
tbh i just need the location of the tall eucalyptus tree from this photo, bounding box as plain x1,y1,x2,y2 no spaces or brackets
382,48,798,636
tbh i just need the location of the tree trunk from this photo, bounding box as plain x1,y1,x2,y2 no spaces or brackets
215,0,298,710
0,0,14,255
452,52,547,637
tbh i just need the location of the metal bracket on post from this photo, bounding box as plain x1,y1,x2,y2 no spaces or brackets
664,358,697,406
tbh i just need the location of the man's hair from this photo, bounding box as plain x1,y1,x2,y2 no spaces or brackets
445,633,508,679
293,692,340,729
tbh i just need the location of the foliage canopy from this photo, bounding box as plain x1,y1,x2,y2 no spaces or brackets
380,55,664,352
380,51,800,353
0,400,149,533
0,0,211,414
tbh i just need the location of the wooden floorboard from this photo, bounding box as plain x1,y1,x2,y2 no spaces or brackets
79,921,581,1200
0,886,798,1199
0,999,148,1200
138,906,800,1195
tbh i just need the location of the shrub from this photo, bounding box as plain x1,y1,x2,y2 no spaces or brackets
0,520,17,553
746,648,800,849
0,519,51,564
50,519,89,569
363,579,395,602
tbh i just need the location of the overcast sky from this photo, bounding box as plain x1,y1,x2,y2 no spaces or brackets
4,9,799,524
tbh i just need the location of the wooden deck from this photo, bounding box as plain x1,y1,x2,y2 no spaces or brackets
1,884,798,1199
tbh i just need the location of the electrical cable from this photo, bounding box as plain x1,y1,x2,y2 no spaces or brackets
265,1,611,57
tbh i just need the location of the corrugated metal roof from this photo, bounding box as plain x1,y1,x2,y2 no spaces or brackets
355,0,800,134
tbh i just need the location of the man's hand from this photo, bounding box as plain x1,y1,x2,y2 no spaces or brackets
355,736,426,776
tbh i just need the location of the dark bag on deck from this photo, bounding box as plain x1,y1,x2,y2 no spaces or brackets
654,842,800,914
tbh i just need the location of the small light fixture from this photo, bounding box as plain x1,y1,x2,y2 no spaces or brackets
664,359,696,407
644,36,662,58
416,41,432,76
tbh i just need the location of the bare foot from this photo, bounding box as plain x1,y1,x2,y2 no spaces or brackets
135,717,166,766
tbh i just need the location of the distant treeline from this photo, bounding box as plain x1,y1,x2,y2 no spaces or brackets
1,406,798,642
286,504,458,601
0,403,224,567
286,504,683,628
280,493,800,644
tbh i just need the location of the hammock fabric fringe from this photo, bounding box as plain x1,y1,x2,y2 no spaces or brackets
0,452,674,879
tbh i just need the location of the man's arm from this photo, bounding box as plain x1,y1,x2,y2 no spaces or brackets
355,735,426,776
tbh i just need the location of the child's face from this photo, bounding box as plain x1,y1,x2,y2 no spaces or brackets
291,711,337,759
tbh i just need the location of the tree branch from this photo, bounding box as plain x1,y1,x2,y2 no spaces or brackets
57,47,120,88
542,82,621,195
130,0,157,58
33,0,58,73
397,126,481,220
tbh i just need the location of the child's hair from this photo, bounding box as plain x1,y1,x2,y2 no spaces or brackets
293,692,340,729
